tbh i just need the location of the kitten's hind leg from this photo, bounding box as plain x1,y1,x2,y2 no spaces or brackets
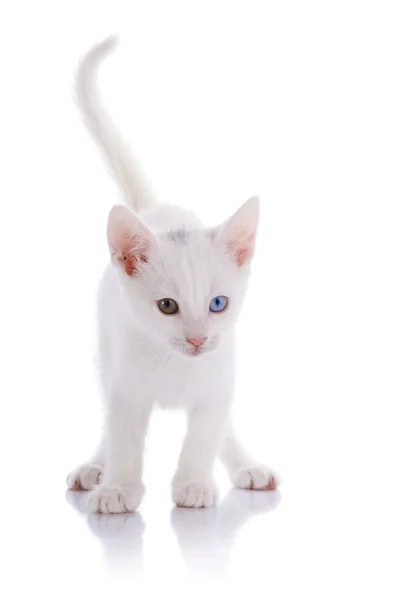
219,423,280,491
67,443,104,491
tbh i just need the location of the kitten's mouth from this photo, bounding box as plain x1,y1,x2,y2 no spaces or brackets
182,345,207,358
171,338,217,357
188,346,204,357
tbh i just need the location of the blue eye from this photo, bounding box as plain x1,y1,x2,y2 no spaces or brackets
209,295,228,313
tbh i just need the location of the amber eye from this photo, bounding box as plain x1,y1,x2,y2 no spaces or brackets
157,298,179,315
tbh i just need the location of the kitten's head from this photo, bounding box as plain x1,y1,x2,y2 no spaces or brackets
107,198,259,358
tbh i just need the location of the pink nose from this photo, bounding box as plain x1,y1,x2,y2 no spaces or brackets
186,336,207,348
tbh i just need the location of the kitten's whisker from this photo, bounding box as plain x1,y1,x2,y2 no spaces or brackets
138,347,163,366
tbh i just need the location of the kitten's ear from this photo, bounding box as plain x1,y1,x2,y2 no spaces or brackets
107,205,156,276
218,196,260,267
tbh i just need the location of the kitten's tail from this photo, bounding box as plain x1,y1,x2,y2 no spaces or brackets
75,36,155,213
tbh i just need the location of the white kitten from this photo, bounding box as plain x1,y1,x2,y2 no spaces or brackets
67,37,279,513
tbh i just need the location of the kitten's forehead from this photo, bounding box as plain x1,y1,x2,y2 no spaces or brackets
163,228,191,244
159,227,211,254
154,228,228,311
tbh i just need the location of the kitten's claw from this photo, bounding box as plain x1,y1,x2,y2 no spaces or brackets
66,463,103,491
88,484,143,514
172,479,218,508
233,465,280,490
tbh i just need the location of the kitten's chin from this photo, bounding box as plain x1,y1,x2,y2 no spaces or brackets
182,350,209,359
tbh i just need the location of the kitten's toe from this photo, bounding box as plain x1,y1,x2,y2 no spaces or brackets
172,478,218,508
88,484,143,514
66,463,103,491
233,465,280,490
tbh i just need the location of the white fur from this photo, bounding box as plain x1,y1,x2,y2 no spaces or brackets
67,37,279,513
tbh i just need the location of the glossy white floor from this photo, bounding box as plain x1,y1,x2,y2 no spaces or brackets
1,2,399,598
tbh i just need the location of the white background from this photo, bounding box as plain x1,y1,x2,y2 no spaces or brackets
0,1,399,598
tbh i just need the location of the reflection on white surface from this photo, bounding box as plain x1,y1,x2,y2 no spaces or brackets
170,489,281,574
66,488,280,576
66,491,145,572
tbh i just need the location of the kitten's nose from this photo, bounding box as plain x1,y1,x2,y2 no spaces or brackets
186,336,207,348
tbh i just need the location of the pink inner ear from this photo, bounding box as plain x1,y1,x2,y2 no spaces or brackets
111,230,149,277
108,205,153,277
233,246,250,267
226,230,256,267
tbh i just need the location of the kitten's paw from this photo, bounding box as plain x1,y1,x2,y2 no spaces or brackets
172,479,218,508
66,463,103,491
88,484,143,514
233,465,280,490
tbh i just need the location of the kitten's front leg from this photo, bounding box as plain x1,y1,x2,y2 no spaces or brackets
89,395,151,514
172,400,228,509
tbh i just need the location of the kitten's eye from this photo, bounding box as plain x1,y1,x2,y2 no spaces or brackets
209,295,228,313
158,298,179,315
